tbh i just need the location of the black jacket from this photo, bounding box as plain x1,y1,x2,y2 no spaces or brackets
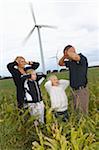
24,74,46,103
7,61,39,108
65,53,88,89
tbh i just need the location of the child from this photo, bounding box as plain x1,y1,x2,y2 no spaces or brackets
44,75,69,121
24,69,46,123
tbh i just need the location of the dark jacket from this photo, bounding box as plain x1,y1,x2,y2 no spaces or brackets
7,61,39,108
65,53,88,89
24,74,46,103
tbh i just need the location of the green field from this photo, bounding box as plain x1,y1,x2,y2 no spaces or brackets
0,68,99,150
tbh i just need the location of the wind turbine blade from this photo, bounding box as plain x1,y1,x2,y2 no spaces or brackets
23,26,35,44
30,3,36,24
39,25,57,29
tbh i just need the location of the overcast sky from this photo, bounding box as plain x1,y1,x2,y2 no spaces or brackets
0,0,99,76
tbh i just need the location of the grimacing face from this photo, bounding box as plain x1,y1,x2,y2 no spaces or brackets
64,47,76,58
51,77,59,86
18,58,26,68
67,47,75,53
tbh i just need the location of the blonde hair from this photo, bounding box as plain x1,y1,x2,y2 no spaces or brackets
26,69,35,74
15,56,25,61
48,75,58,81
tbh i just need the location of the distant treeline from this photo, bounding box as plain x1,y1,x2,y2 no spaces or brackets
0,65,99,80
88,65,99,68
0,76,13,80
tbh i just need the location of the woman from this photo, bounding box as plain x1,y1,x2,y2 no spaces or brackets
7,56,39,109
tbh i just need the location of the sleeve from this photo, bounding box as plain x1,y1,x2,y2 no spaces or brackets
36,73,46,85
24,80,32,101
59,79,69,90
24,80,28,89
64,61,70,68
78,54,83,65
20,74,31,83
78,54,88,66
7,61,19,77
38,77,45,85
25,62,40,71
36,73,46,81
44,80,52,93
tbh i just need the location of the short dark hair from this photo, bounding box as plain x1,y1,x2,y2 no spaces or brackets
63,45,72,53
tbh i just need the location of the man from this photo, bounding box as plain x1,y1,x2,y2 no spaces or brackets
59,45,89,114
7,56,39,109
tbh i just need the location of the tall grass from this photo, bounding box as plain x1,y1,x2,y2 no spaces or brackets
0,68,99,150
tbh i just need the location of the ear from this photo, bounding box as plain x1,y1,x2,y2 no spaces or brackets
64,52,69,59
64,51,68,57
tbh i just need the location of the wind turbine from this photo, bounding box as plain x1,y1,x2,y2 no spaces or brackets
49,50,59,71
23,3,57,74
